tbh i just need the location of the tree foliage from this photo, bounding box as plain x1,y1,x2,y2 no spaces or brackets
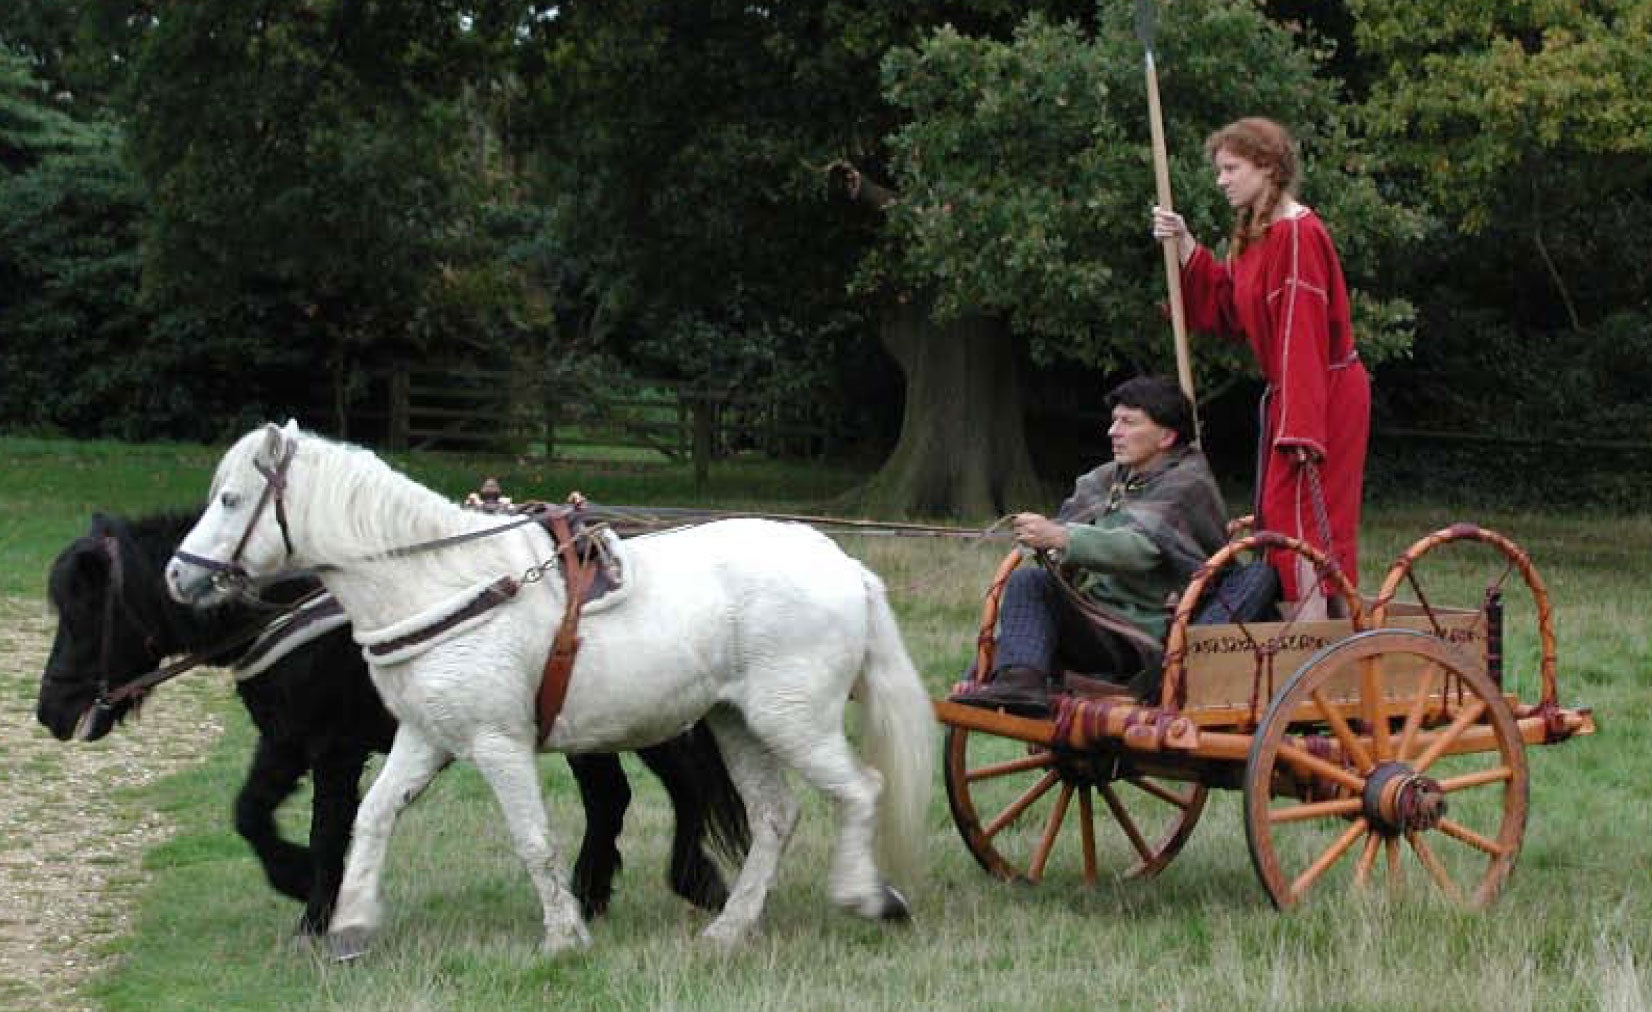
865,4,1423,388
1352,0,1652,439
127,1,478,361
1354,0,1652,235
2,0,1648,487
0,45,150,436
512,3,1096,393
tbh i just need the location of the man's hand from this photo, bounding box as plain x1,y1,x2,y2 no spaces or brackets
1012,512,1069,552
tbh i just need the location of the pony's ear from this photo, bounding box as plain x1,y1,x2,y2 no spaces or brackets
88,512,110,537
260,421,287,461
281,418,300,437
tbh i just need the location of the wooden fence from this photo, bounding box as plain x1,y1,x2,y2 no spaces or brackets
309,365,833,481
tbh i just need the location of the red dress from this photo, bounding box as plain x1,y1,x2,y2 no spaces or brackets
1180,209,1370,599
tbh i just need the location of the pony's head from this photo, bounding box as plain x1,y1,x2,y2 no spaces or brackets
167,421,303,607
37,513,173,741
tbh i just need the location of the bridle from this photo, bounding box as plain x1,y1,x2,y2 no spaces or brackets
86,529,315,723
172,433,299,595
87,532,164,717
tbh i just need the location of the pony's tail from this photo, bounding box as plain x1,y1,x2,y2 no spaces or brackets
855,569,936,890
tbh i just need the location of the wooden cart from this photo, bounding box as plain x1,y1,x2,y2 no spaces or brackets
933,524,1595,909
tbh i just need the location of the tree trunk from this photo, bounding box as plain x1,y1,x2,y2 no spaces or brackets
825,161,1044,519
849,297,1044,520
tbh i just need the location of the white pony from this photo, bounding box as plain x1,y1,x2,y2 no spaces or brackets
166,422,934,957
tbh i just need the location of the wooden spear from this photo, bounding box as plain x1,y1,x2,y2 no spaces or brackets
1136,0,1198,426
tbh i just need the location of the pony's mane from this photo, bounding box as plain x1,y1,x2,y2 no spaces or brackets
235,426,532,592
49,512,192,621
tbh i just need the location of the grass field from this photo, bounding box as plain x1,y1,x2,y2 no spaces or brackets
3,434,1648,1012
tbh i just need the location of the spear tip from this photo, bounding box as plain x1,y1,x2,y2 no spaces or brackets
1134,0,1158,47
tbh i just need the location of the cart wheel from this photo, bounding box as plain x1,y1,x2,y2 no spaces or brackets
1374,523,1558,710
944,724,1207,885
1243,629,1528,910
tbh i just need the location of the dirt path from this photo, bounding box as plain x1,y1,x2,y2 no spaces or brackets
1,596,224,1012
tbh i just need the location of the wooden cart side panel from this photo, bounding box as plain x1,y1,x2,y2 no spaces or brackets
1179,609,1485,722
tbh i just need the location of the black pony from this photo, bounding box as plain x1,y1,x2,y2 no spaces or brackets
35,511,748,934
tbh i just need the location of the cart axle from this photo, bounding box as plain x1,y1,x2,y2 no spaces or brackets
1362,761,1446,835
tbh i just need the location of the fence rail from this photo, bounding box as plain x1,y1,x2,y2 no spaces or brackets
306,365,833,484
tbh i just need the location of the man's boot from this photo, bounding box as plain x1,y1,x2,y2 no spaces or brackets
950,665,1052,718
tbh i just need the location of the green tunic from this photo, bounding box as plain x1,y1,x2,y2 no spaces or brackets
1056,446,1229,644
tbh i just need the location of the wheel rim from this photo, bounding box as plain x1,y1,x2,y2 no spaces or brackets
1373,523,1557,711
944,724,1207,885
1243,630,1528,910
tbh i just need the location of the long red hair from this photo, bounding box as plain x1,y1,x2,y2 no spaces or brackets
1205,117,1299,257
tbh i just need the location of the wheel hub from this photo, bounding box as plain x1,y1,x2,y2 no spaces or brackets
1362,762,1446,835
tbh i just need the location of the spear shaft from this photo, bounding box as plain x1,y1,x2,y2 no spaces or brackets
1137,0,1198,429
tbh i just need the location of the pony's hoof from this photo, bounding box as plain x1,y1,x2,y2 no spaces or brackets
840,882,912,921
699,919,752,951
876,883,912,923
327,927,373,963
540,921,593,958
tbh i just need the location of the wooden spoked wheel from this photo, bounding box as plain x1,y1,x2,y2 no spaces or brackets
944,725,1208,885
1373,524,1558,711
1243,630,1529,910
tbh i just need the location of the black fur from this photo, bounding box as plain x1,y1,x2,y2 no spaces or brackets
35,511,749,934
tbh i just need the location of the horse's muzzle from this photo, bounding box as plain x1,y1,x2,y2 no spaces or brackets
165,554,226,605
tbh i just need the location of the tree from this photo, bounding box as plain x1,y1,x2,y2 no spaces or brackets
1350,0,1652,440
513,2,1098,507
117,0,502,432
0,45,150,436
1353,0,1652,329
852,5,1420,516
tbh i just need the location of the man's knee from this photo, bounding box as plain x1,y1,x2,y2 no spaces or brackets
1002,565,1056,603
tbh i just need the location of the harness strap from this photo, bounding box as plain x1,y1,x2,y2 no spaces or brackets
536,510,596,744
247,437,297,560
360,577,521,661
101,535,130,703
96,586,331,708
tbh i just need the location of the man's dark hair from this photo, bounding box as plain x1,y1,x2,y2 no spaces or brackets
1107,376,1196,447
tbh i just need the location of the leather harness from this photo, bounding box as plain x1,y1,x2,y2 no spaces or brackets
360,505,598,743
533,508,597,745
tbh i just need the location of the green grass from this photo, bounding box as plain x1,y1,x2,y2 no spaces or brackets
4,434,1650,1011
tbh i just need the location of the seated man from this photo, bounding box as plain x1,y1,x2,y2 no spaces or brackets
952,376,1228,716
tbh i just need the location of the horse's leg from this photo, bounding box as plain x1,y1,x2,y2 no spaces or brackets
234,735,312,905
636,732,743,912
698,709,800,948
739,696,908,922
326,727,450,961
468,730,591,955
302,744,371,936
564,752,629,919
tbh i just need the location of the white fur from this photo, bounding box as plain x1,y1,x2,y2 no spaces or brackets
166,422,936,954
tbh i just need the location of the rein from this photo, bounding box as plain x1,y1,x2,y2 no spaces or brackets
94,620,276,708
93,537,328,714
180,435,1010,599
582,502,1014,541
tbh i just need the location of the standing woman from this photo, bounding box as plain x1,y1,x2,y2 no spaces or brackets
1151,117,1369,617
